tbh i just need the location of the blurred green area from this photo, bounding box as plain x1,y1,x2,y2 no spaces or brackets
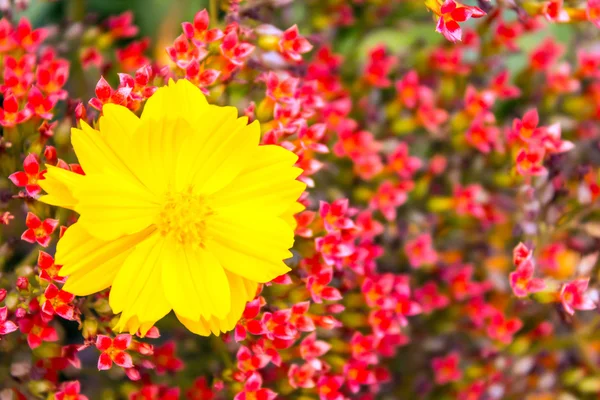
21,0,209,42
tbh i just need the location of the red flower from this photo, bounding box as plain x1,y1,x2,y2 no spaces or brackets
0,18,15,52
0,306,18,336
433,0,486,42
116,38,150,72
41,284,76,320
515,147,546,177
432,352,462,384
543,0,570,22
530,38,564,71
55,381,88,400
21,212,58,247
0,90,32,127
12,18,48,51
320,199,354,232
465,119,500,154
288,362,318,389
27,86,56,120
220,30,255,67
395,70,420,109
509,246,546,298
588,0,600,27
182,9,224,46
36,52,69,99
370,181,408,221
316,375,344,400
186,377,216,400
404,233,438,268
107,11,139,39
234,373,276,400
414,282,449,313
388,143,422,179
96,334,133,370
487,310,522,344
279,25,313,63
18,313,58,348
300,332,331,362
153,341,184,374
363,45,396,88
9,153,45,197
560,278,596,315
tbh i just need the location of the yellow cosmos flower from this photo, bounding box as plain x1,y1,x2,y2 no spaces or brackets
40,79,305,336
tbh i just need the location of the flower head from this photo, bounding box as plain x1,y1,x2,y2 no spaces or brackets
40,79,305,336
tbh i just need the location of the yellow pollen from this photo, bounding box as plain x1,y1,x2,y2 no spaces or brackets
157,188,213,246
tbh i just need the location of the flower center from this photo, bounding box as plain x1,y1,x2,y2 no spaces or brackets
157,188,213,246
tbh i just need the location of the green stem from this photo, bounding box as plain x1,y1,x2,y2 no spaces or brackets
210,0,218,27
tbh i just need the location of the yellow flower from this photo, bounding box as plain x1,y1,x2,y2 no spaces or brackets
40,79,305,336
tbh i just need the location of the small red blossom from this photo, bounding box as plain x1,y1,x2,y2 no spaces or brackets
370,181,408,221
404,233,438,268
363,45,396,88
0,306,18,336
509,258,545,298
18,313,58,348
21,212,58,247
116,38,150,72
516,147,546,177
27,86,56,120
107,11,139,39
487,311,523,344
96,334,133,370
395,70,420,109
300,332,331,362
543,0,570,22
55,381,88,400
316,375,344,400
0,212,14,225
560,278,596,315
320,199,354,232
588,0,600,27
220,30,255,67
182,9,224,45
234,373,277,400
153,341,184,374
9,153,45,197
36,54,69,99
388,143,422,179
12,18,48,51
414,282,450,313
41,284,75,320
432,352,462,384
279,25,313,63
0,90,32,127
432,0,486,42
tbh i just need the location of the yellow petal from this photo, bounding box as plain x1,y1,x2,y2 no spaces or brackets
213,145,305,216
176,314,212,336
128,117,193,195
207,239,291,283
162,241,231,321
110,234,171,332
73,172,160,241
56,223,154,274
174,105,256,193
141,79,208,124
281,202,306,229
208,210,295,261
38,165,85,210
191,120,260,195
98,103,140,164
176,272,256,336
71,121,132,176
